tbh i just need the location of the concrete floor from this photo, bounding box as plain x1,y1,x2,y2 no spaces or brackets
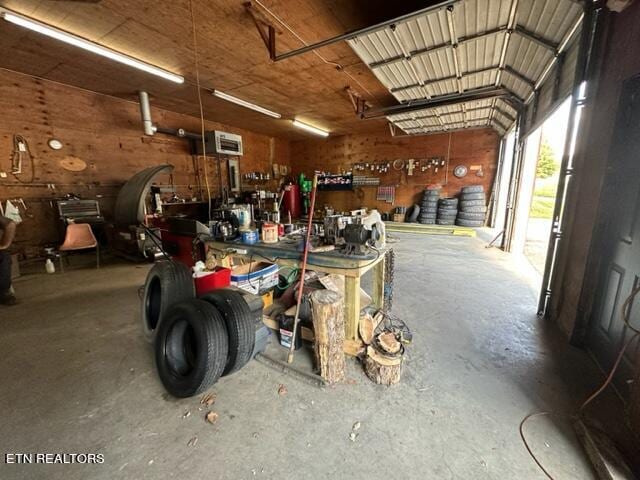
0,233,629,479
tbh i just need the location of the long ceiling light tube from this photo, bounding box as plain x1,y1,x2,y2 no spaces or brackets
0,9,184,84
212,89,281,118
292,119,329,137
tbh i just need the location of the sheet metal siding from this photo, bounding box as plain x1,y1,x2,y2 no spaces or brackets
559,36,579,99
517,0,583,43
537,75,555,118
523,34,580,132
348,0,583,136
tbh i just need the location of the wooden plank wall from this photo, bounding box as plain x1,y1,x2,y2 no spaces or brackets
0,69,291,256
290,127,501,214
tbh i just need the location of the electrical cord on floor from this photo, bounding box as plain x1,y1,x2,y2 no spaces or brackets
519,285,640,480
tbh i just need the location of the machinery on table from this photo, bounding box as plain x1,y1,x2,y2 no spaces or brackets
343,210,385,255
322,210,385,255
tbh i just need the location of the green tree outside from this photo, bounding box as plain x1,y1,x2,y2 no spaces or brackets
536,140,558,179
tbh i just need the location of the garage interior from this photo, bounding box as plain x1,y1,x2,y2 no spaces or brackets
1,0,640,478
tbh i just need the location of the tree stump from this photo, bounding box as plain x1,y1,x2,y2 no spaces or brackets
363,346,402,385
311,289,345,384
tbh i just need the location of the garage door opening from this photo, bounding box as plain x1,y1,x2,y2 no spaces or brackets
510,98,572,276
525,99,572,274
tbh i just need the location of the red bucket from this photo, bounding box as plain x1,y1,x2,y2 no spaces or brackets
194,267,231,296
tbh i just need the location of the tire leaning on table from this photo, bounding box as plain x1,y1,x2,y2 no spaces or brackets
154,299,229,398
141,260,195,343
200,289,256,376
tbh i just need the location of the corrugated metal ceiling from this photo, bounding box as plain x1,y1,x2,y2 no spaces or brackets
348,0,583,136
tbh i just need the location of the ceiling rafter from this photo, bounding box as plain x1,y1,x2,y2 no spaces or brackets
375,86,513,119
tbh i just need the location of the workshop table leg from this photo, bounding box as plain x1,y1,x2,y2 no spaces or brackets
372,256,385,310
344,275,361,341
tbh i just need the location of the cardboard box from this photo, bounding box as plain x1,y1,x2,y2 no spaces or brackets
231,261,278,295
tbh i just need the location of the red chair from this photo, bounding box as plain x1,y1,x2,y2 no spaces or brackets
59,223,99,272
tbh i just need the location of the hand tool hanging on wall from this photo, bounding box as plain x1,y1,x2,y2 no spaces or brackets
10,134,35,183
287,174,319,364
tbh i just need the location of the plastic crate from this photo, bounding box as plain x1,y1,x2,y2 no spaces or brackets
194,267,231,296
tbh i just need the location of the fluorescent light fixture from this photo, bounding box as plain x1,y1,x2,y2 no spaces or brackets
1,9,184,84
213,90,281,119
292,119,329,137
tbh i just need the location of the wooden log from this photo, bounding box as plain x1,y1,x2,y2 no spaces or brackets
358,310,383,345
310,289,345,384
363,346,402,386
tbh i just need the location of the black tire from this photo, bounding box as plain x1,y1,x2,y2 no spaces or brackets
141,261,195,343
438,207,458,215
155,299,229,398
200,289,256,376
423,191,441,199
456,219,485,227
437,218,456,225
460,205,487,213
461,185,484,194
419,212,437,219
421,207,438,214
458,211,486,220
406,204,421,223
438,215,457,222
439,198,458,207
459,199,486,209
421,202,438,211
460,192,486,201
419,218,436,225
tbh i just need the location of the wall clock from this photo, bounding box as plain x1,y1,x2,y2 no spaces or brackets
453,165,468,178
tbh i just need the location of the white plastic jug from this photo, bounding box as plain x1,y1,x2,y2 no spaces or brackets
45,258,55,274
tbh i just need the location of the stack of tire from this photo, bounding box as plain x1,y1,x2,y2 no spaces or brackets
419,186,441,224
437,197,458,225
456,185,487,228
141,261,264,398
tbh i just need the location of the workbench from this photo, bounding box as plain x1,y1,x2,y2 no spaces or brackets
205,238,387,341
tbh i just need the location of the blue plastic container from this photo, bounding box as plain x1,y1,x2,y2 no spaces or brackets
241,229,259,244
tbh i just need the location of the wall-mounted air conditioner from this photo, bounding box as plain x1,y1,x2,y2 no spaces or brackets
215,131,243,156
193,131,244,156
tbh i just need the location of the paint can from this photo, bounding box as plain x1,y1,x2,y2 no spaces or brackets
283,223,294,234
277,223,284,237
261,223,278,244
241,229,258,245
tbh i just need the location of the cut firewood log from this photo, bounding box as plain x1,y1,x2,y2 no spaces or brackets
363,346,402,385
359,310,384,345
359,312,374,344
377,332,401,354
311,289,345,384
